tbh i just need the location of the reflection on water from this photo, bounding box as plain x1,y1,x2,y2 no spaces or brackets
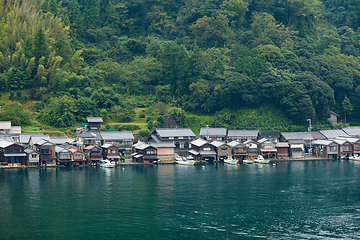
0,161,360,239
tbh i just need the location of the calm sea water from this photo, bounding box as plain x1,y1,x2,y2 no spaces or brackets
1,160,360,240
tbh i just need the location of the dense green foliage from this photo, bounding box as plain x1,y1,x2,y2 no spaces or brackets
1,0,360,130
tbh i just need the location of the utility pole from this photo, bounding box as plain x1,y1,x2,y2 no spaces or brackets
307,119,312,155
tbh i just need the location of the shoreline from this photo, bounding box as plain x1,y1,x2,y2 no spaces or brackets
0,157,338,169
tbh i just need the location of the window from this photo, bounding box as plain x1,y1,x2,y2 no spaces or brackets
264,144,273,149
41,148,51,154
217,138,223,141
60,154,70,159
110,150,116,153
32,154,37,158
329,146,337,152
203,147,211,151
169,137,174,140
356,144,360,150
8,148,17,153
221,148,227,152
178,136,183,139
146,150,156,154
343,145,350,151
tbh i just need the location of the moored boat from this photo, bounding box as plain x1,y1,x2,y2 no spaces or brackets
254,155,270,164
99,159,115,168
242,159,254,164
224,156,238,165
349,155,360,161
175,157,196,165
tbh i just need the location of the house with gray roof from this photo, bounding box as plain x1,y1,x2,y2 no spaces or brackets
101,143,121,162
86,117,103,131
148,128,196,155
211,140,231,161
0,141,26,166
227,140,248,160
342,128,360,138
101,131,134,159
200,127,227,141
320,130,349,139
259,130,280,143
280,132,313,154
132,141,158,163
312,140,339,159
25,148,39,166
0,121,11,134
189,139,216,161
227,130,259,143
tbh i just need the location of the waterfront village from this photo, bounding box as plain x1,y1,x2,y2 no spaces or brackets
1,116,360,167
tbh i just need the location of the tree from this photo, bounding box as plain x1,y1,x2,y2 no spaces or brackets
34,28,48,64
1,103,30,125
342,95,353,124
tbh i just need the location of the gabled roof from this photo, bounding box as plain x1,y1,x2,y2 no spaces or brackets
320,130,349,139
100,131,134,140
0,141,16,148
258,138,270,144
333,139,349,145
210,140,227,148
86,117,103,123
200,127,227,137
191,138,209,147
83,144,98,150
9,126,21,135
288,139,305,144
149,134,161,143
19,134,31,144
25,148,37,154
310,132,327,140
342,127,360,137
228,130,259,137
259,130,280,139
50,137,67,145
313,139,337,146
155,128,196,138
101,143,115,148
281,132,312,141
31,134,51,145
134,142,152,150
336,137,360,143
0,136,15,142
0,121,11,130
243,140,256,145
227,140,245,148
76,130,102,140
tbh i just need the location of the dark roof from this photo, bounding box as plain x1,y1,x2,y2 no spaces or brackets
310,132,327,140
259,130,280,139
76,130,102,140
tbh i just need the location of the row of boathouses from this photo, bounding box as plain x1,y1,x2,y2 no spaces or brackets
1,117,360,166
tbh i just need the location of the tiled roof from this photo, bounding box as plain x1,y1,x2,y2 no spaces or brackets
200,128,227,137
342,127,360,136
281,132,312,140
320,130,349,139
228,130,259,137
155,128,196,138
100,131,134,140
210,140,227,148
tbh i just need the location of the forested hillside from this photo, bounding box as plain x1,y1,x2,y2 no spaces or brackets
0,0,360,133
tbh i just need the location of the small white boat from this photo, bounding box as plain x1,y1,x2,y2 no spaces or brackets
254,155,271,164
224,156,238,165
349,155,360,161
99,159,115,168
242,159,254,164
175,157,196,166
